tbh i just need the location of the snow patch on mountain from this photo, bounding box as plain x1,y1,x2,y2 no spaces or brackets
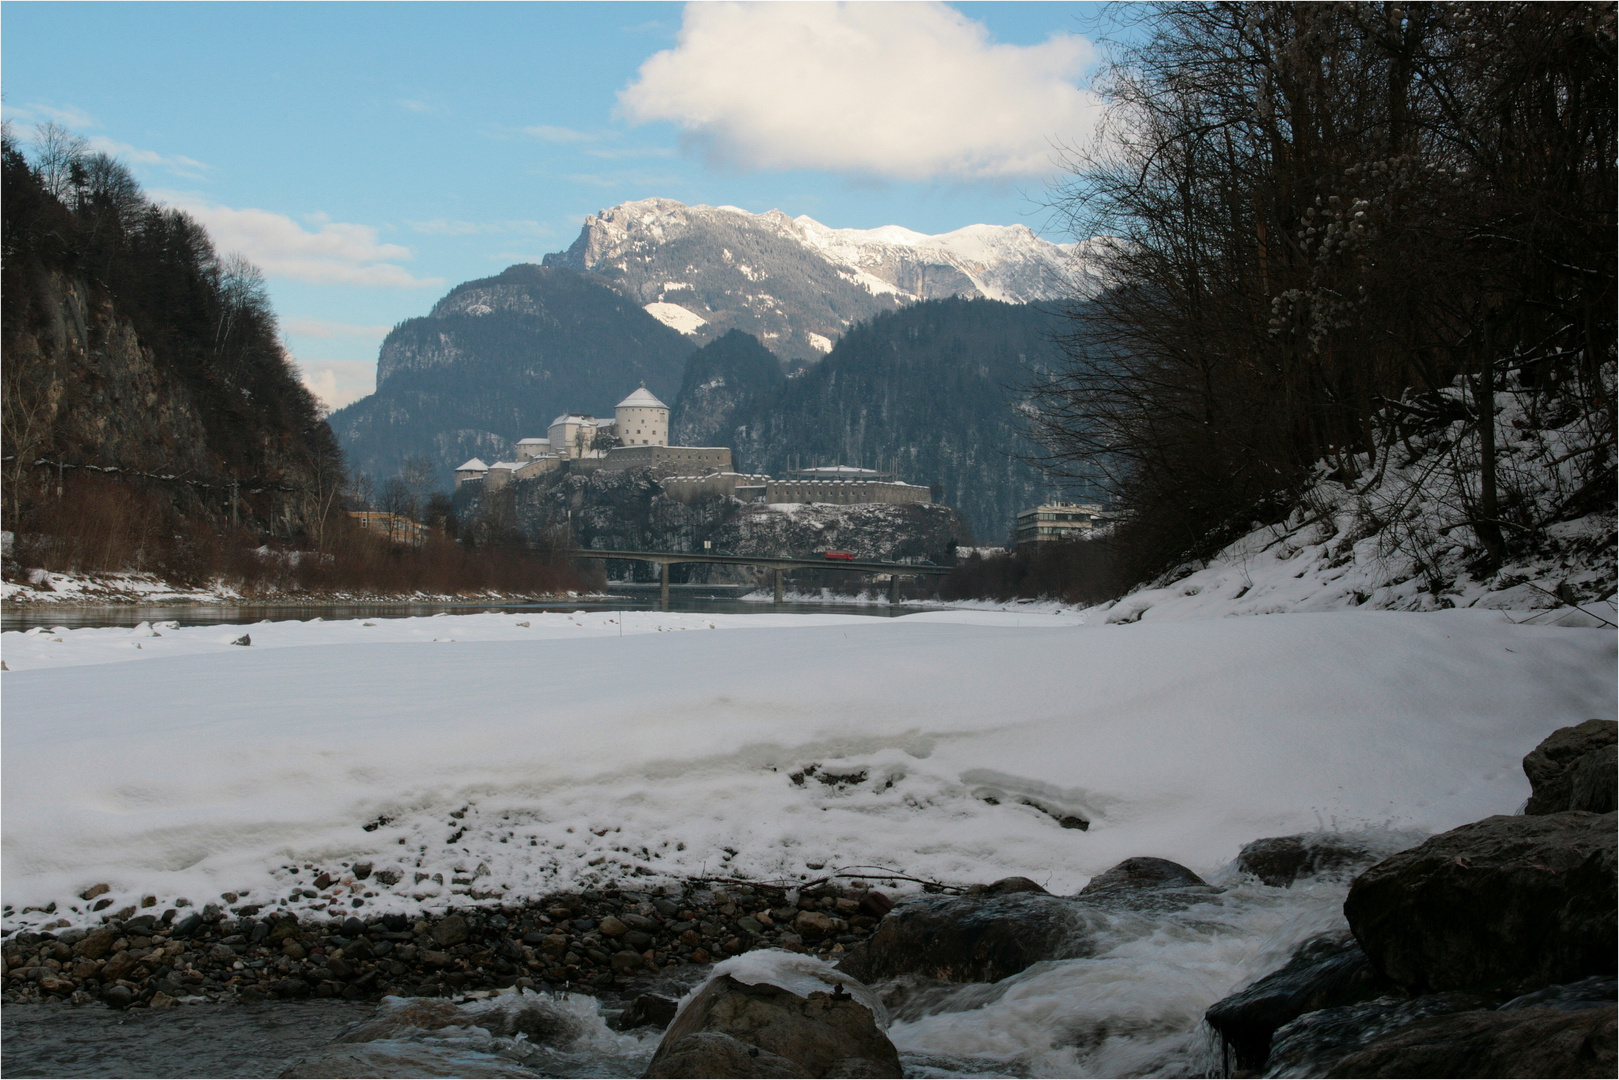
643,301,707,335
543,197,1100,358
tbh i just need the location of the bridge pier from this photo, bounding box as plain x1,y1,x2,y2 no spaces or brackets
889,573,899,604
659,562,670,613
773,569,784,605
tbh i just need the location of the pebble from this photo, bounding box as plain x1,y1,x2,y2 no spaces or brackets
0,879,892,1010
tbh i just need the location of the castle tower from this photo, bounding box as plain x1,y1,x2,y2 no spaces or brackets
615,384,669,446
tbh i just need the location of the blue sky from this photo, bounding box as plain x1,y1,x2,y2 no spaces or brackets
3,2,1121,409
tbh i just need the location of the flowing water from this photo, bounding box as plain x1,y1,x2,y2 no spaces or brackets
1,868,1381,1079
0,594,932,633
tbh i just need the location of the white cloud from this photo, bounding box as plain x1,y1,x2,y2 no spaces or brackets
155,193,443,289
525,124,599,143
618,2,1103,181
284,319,391,340
291,358,377,412
86,136,213,180
3,102,98,129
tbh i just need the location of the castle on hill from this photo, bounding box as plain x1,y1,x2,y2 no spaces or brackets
454,386,932,508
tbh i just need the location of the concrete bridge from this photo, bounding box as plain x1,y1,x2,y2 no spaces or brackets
567,548,952,611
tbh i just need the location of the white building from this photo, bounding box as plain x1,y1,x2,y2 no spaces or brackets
1015,503,1104,546
548,414,607,459
615,385,668,447
454,457,490,487
514,438,552,462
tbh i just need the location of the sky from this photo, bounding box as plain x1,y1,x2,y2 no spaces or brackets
3,2,1123,411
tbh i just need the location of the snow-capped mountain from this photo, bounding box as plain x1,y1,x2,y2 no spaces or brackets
542,198,1100,359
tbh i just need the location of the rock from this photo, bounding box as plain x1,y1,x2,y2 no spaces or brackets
101,951,141,982
1501,976,1619,1012
1344,811,1617,993
101,985,134,1009
313,873,333,890
646,1032,801,1078
149,991,176,1008
1524,720,1617,814
230,634,250,646
1235,833,1378,887
794,911,842,942
340,916,366,937
619,984,688,1030
1265,992,1498,1077
857,892,894,919
1323,1005,1617,1078
1077,856,1206,898
1570,744,1618,814
613,950,646,973
352,861,373,880
374,868,402,887
645,974,901,1079
282,941,307,961
968,877,1048,896
1204,932,1384,1072
37,975,74,995
273,977,311,999
79,884,110,901
836,890,1089,985
598,915,629,938
72,927,116,960
172,913,204,938
433,915,469,947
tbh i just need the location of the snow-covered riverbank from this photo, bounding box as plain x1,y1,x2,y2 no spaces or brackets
4,606,1611,929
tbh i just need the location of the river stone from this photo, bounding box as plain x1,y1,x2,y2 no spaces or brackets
1500,976,1619,1012
598,915,628,938
1570,743,1618,814
432,915,469,947
1524,720,1618,814
1344,811,1617,993
1076,857,1206,898
1324,1005,1618,1078
967,877,1048,896
644,975,901,1079
1265,992,1499,1077
101,985,135,1009
836,890,1089,985
72,927,116,960
646,1032,801,1078
1204,932,1383,1072
1235,834,1378,888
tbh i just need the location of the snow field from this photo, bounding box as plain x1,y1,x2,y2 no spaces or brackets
2,608,1611,937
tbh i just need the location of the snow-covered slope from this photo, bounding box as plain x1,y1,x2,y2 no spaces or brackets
1095,371,1617,626
542,198,1099,358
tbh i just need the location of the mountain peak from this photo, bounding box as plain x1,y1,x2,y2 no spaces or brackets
542,197,1098,359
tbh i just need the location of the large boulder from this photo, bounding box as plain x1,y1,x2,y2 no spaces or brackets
644,975,901,1079
1344,811,1617,994
1524,720,1617,815
1204,932,1383,1072
835,889,1089,985
1323,1005,1617,1079
1234,834,1380,888
1264,992,1492,1078
1076,857,1206,898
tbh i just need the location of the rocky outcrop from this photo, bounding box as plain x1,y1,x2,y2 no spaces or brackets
1524,719,1618,815
1204,932,1384,1072
1234,834,1381,888
644,975,901,1079
1344,811,1616,994
834,886,1089,986
838,861,1209,987
1076,857,1206,898
1322,1004,1617,1079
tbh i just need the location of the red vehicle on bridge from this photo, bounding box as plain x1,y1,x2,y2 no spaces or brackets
822,551,855,560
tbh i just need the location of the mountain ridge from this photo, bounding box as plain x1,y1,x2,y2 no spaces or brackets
542,197,1099,360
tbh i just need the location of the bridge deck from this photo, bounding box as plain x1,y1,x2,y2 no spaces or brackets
567,549,952,575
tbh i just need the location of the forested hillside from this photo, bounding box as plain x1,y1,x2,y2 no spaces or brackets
327,265,693,487
1031,2,1615,591
678,298,1099,543
1,128,345,570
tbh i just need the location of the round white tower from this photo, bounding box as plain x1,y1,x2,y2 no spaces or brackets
615,385,669,446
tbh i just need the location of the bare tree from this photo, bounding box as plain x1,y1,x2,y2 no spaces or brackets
30,122,87,202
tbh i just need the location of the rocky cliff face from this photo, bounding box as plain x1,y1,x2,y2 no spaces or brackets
543,198,1099,361
328,266,694,488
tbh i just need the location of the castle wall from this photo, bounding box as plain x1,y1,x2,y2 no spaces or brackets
764,480,931,506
